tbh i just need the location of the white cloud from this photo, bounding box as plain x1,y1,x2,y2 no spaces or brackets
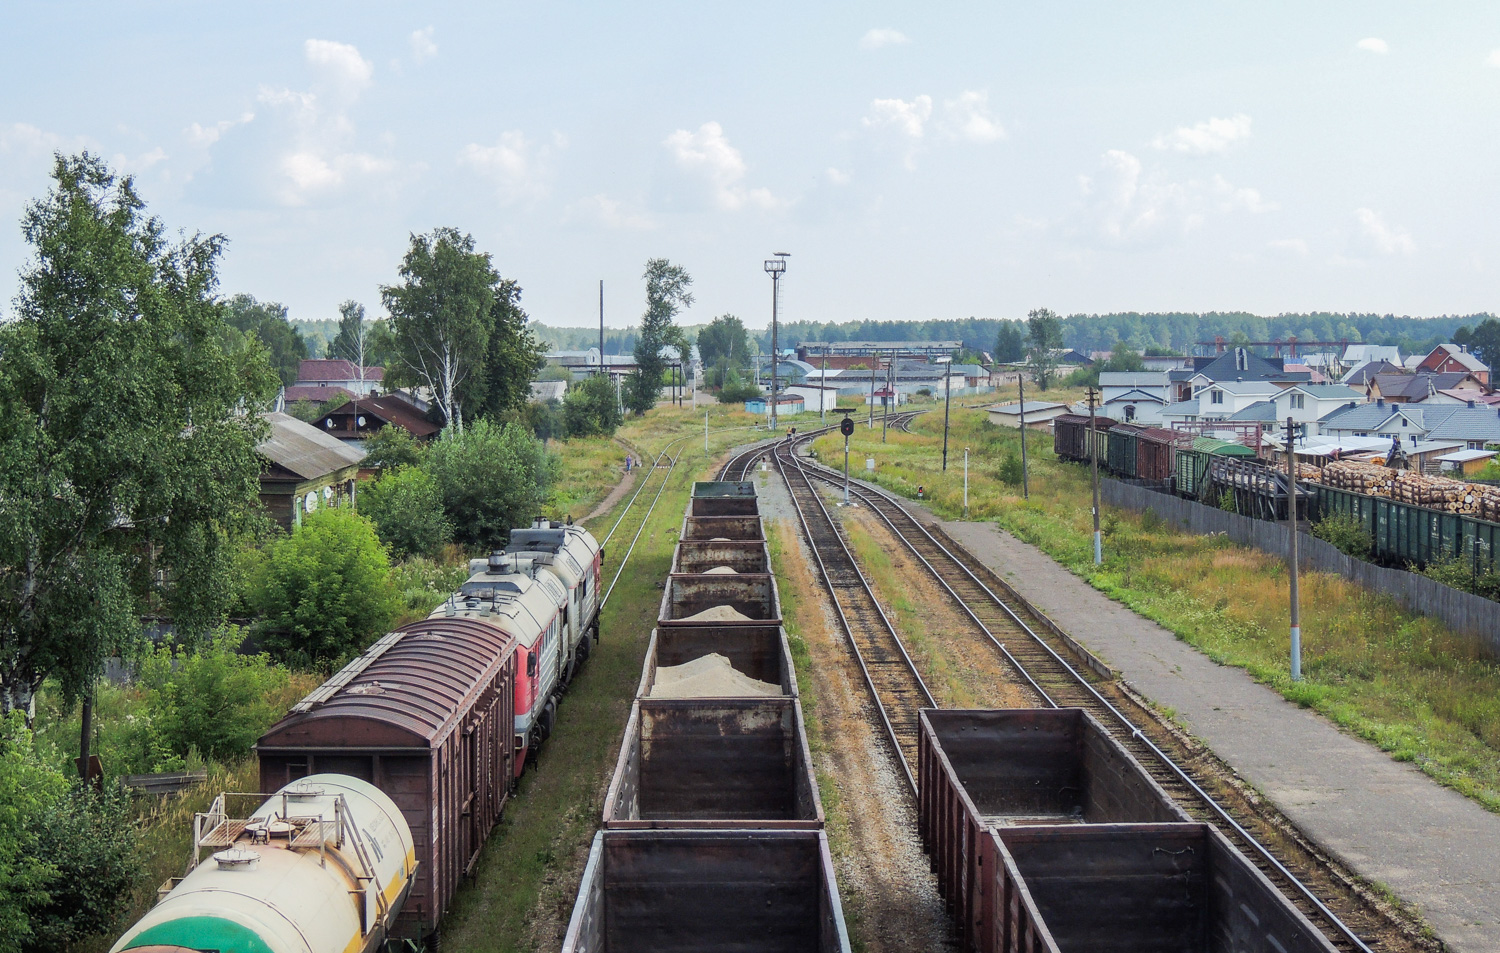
1487,49,1500,67
859,28,909,51
410,27,437,62
184,112,255,147
941,90,1004,142
0,122,82,155
1354,207,1415,256
825,167,851,186
862,95,932,139
304,39,373,91
1152,113,1252,154
1077,150,1273,246
1356,37,1389,54
457,130,562,204
1268,238,1310,257
663,121,779,211
564,194,656,230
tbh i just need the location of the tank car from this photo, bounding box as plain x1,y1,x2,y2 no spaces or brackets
434,550,568,772
502,517,603,683
110,774,414,953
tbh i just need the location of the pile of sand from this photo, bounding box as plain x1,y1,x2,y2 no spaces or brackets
650,653,781,698
703,566,738,575
681,604,754,623
709,537,732,541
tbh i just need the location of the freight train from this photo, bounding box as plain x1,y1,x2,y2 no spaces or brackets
112,518,603,950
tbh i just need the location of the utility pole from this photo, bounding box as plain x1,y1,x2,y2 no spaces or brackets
964,448,970,517
1088,387,1102,565
1286,416,1302,681
821,345,829,424
764,253,788,432
882,353,891,443
598,280,604,375
1018,373,1029,499
868,353,877,429
941,353,953,471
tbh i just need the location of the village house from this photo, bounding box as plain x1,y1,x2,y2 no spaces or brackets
293,358,385,397
256,412,367,531
1417,343,1490,387
308,395,443,444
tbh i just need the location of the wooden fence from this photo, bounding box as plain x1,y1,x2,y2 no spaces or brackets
1101,478,1500,657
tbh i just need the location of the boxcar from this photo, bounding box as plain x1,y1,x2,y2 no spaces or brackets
981,824,1339,953
658,573,782,626
562,830,851,953
681,514,766,541
916,709,1189,952
671,539,771,574
1177,437,1257,500
636,625,797,698
602,696,822,829
1135,427,1188,483
1105,424,1146,478
1051,415,1116,463
256,618,517,939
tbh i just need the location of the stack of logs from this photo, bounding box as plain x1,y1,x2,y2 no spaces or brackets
1314,461,1500,521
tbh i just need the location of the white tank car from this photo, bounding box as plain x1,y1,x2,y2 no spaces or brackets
111,774,415,953
503,518,603,681
435,552,567,768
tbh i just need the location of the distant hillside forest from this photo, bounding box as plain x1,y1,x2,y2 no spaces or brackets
533,312,1493,361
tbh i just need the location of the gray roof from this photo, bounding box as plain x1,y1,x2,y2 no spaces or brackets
1226,400,1278,422
1343,344,1402,365
1285,384,1364,400
259,412,366,481
988,400,1067,415
1371,372,1471,401
1099,372,1169,387
1427,345,1489,373
1162,399,1200,415
1319,402,1500,442
1199,379,1281,395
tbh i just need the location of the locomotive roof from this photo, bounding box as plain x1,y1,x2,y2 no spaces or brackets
257,617,516,749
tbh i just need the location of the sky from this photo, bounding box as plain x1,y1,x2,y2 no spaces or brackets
2,2,1499,331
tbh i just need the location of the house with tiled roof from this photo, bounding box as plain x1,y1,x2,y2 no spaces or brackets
1418,344,1490,386
294,358,386,396
1366,371,1485,404
309,395,442,444
1341,359,1404,387
1167,347,1310,401
1318,399,1500,450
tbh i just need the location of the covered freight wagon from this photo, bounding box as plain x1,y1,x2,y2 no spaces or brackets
1176,437,1257,500
1105,424,1146,478
1134,427,1189,483
257,618,517,938
1051,414,1116,463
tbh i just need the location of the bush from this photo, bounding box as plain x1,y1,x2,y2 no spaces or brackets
1310,512,1373,560
563,374,622,437
251,508,401,667
359,467,453,559
1420,553,1500,600
0,713,66,951
717,369,761,404
519,398,565,441
424,419,552,548
1218,490,1237,513
361,425,424,471
129,629,294,767
390,557,472,617
22,783,137,953
998,452,1024,486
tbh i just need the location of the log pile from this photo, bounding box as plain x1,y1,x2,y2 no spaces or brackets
1295,463,1324,483
1316,461,1500,520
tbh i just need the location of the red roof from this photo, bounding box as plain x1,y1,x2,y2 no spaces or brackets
283,385,356,404
319,395,441,438
296,359,386,384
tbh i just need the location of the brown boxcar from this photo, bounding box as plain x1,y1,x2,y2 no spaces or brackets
681,514,765,541
602,696,822,829
981,824,1339,953
916,709,1189,952
636,625,797,698
671,539,771,574
1135,426,1189,483
690,495,760,516
657,573,782,626
562,829,851,953
256,617,517,939
1051,414,1117,462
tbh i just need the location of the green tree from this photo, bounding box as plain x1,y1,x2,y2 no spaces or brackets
1026,308,1065,390
325,300,376,390
361,425,425,470
563,373,623,437
519,398,566,441
383,228,497,433
475,278,546,420
226,293,307,386
23,783,138,952
717,368,761,404
252,508,401,668
0,714,66,951
627,258,694,413
423,418,551,548
0,154,277,716
697,313,749,378
1454,318,1500,370
994,321,1026,363
359,467,453,559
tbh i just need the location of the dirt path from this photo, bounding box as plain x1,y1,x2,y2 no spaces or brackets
578,440,642,528
757,469,957,953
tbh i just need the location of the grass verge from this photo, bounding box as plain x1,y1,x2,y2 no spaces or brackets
812,404,1500,813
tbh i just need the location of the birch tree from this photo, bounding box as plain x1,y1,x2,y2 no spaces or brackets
327,300,371,390
0,154,276,716
382,228,496,433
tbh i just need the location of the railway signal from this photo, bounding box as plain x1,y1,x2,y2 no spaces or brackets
839,413,855,506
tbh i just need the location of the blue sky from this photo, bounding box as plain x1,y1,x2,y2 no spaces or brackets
3,2,1499,331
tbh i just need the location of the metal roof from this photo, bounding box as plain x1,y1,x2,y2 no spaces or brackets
1098,372,1169,387
260,617,514,748
258,412,366,480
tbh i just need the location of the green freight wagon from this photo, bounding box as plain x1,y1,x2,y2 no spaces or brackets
1106,424,1145,478
1177,437,1257,500
1314,484,1500,570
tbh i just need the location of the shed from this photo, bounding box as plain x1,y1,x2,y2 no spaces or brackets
257,617,518,939
1437,448,1498,476
256,412,367,531
744,394,805,415
986,400,1067,429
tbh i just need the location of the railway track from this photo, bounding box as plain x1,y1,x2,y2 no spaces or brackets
775,429,1406,953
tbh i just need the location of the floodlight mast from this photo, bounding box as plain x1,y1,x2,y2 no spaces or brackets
764,253,789,431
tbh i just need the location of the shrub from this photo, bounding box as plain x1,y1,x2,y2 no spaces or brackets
1218,489,1237,513
1310,512,1373,560
717,369,761,404
130,629,294,766
563,374,622,437
22,783,137,953
251,508,401,667
998,452,1024,486
0,713,66,951
390,557,473,617
520,398,565,441
1420,553,1500,600
361,425,424,471
359,467,453,559
424,419,551,548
